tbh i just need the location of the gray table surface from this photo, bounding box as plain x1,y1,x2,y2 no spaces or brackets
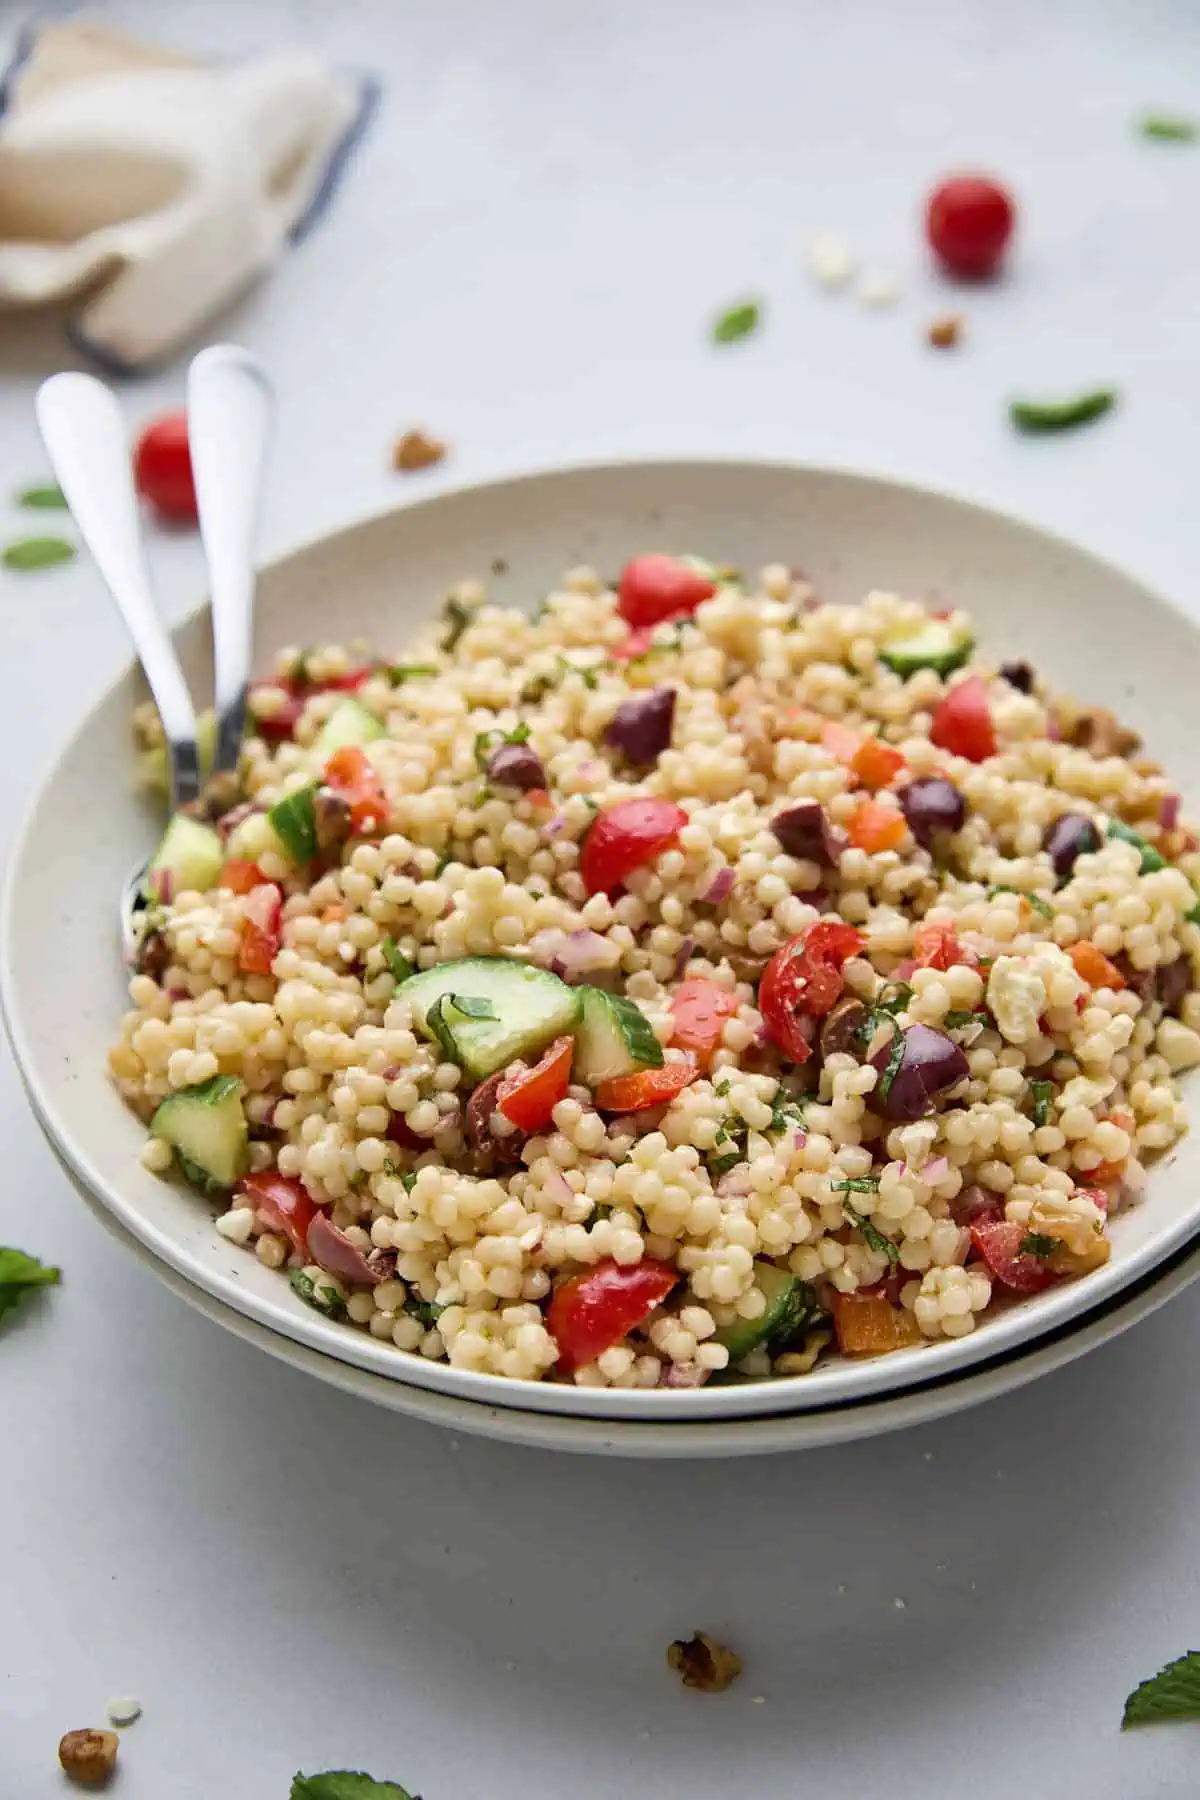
5,1,1200,1793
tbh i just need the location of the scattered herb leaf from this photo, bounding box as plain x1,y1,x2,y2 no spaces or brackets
1106,817,1167,874
403,1293,444,1330
2,535,75,572
877,1024,907,1103
1009,390,1116,434
943,1009,989,1029
16,482,68,510
1122,1651,1200,1729
447,993,498,1021
289,1269,347,1321
383,1158,402,1178
1030,1079,1054,1127
712,299,762,345
401,1173,418,1194
434,848,454,876
0,1246,61,1324
1138,113,1198,142
291,1773,416,1800
1018,1232,1058,1259
388,663,438,684
843,1203,900,1264
590,1202,614,1225
474,722,530,771
831,1176,882,1195
380,937,413,984
441,596,474,653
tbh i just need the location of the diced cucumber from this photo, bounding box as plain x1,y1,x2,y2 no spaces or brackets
147,813,224,897
151,1074,248,1191
267,783,319,863
878,617,974,679
714,1261,817,1361
1106,817,1166,874
572,986,664,1085
224,809,286,867
312,697,384,757
397,956,581,1080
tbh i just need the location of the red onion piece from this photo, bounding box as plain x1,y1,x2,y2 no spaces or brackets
663,1363,710,1388
147,868,175,905
542,813,570,837
892,958,917,983
672,937,696,979
790,1128,808,1151
1161,793,1181,832
545,1170,574,1206
921,1155,950,1183
216,800,262,842
535,928,621,982
949,1184,1003,1226
716,1165,753,1197
701,867,735,905
306,1213,378,1286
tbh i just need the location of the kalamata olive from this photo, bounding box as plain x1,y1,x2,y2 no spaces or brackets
488,741,547,790
1112,952,1154,1004
313,787,353,852
365,1247,398,1283
1158,955,1191,1017
306,1212,379,1286
950,1183,1003,1226
819,994,867,1060
465,1070,510,1146
869,1022,969,1122
136,928,169,984
1000,660,1034,694
770,799,843,866
1043,812,1098,880
603,687,676,764
898,777,966,846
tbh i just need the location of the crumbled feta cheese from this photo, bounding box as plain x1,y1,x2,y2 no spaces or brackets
106,1698,142,1728
215,1205,255,1245
987,957,1048,1044
858,271,898,307
808,232,855,288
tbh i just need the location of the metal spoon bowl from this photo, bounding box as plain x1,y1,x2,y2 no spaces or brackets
36,345,273,959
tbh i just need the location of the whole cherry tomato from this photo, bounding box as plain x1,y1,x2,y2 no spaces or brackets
617,555,715,629
925,174,1015,280
758,920,865,1062
133,410,197,521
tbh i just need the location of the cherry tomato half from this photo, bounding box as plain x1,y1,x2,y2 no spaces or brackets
758,920,865,1062
219,859,266,895
323,744,388,836
547,1258,678,1371
969,1219,1057,1294
238,882,283,975
912,922,977,972
669,978,739,1067
593,1062,698,1113
133,410,197,521
497,1035,574,1132
237,1171,317,1258
579,797,687,896
617,555,715,629
925,174,1015,280
930,676,996,763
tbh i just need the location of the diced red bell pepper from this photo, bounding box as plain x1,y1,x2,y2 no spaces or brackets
669,978,739,1067
593,1061,697,1113
579,797,687,896
847,797,908,853
497,1035,574,1132
969,1218,1058,1294
239,882,282,975
238,1171,318,1258
1068,942,1126,990
830,1291,923,1355
758,920,865,1063
547,1257,678,1371
850,736,908,791
617,555,715,629
220,858,267,895
931,675,996,763
323,744,388,836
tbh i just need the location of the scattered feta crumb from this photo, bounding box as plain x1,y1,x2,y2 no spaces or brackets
215,1206,255,1245
893,1596,907,1610
106,1698,141,1729
808,232,855,288
858,271,899,307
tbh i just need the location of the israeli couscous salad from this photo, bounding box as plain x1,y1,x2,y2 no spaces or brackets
108,553,1200,1389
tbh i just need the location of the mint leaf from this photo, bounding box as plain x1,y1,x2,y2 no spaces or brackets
289,1269,346,1322
447,993,498,1021
291,1773,416,1800
0,1246,61,1324
1122,1651,1200,1728
380,937,413,984
842,1203,900,1264
1030,1079,1054,1128
2,535,75,572
1009,390,1116,434
388,663,437,684
1138,113,1198,142
831,1176,882,1195
712,299,762,345
441,595,474,652
1018,1232,1057,1259
16,483,68,510
403,1292,444,1330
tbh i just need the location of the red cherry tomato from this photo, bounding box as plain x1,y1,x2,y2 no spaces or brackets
611,612,690,660
969,1219,1057,1294
669,978,738,1067
912,923,978,972
547,1258,678,1371
759,920,865,1063
593,1060,698,1114
133,410,197,521
497,1036,574,1132
238,882,282,974
220,859,266,895
323,744,388,835
925,174,1015,280
580,797,687,896
617,555,716,629
238,1171,317,1257
931,676,996,763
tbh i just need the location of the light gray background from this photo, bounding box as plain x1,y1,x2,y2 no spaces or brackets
4,1,1200,1793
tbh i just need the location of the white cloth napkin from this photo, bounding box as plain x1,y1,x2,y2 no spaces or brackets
0,20,376,370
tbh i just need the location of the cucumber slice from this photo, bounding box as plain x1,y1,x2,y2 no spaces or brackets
267,784,319,863
714,1261,817,1361
151,1074,248,1191
147,814,224,897
312,697,385,757
224,809,286,867
397,956,581,1079
878,618,974,679
573,986,664,1085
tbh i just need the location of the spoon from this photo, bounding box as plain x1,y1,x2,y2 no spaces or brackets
36,345,273,958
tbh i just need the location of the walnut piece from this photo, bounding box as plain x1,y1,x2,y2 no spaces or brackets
667,1630,743,1692
58,1730,119,1787
928,314,962,349
391,428,447,473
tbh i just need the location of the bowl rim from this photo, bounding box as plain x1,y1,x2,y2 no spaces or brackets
6,452,1199,1422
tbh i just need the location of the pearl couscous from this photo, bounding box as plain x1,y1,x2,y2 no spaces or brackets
109,553,1200,1387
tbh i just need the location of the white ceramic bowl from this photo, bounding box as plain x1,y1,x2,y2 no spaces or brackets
5,459,1199,1426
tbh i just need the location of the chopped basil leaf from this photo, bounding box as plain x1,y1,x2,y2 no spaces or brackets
877,1024,907,1103
434,848,454,876
521,673,555,703
1138,113,1198,142
474,721,530,770
447,993,498,1021
441,595,474,652
388,663,437,683
383,1158,402,1178
0,1245,61,1324
1030,1079,1054,1127
1009,389,1116,434
555,654,602,690
291,1772,416,1800
289,1268,346,1321
988,884,1054,918
380,937,413,983
401,1173,418,1193
1122,1651,1200,1728
16,482,68,510
403,1293,444,1330
943,1009,989,1029
590,1203,614,1224
843,1203,900,1264
1018,1232,1057,1259
2,535,76,572
708,1151,744,1179
712,299,762,345
831,1176,882,1195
